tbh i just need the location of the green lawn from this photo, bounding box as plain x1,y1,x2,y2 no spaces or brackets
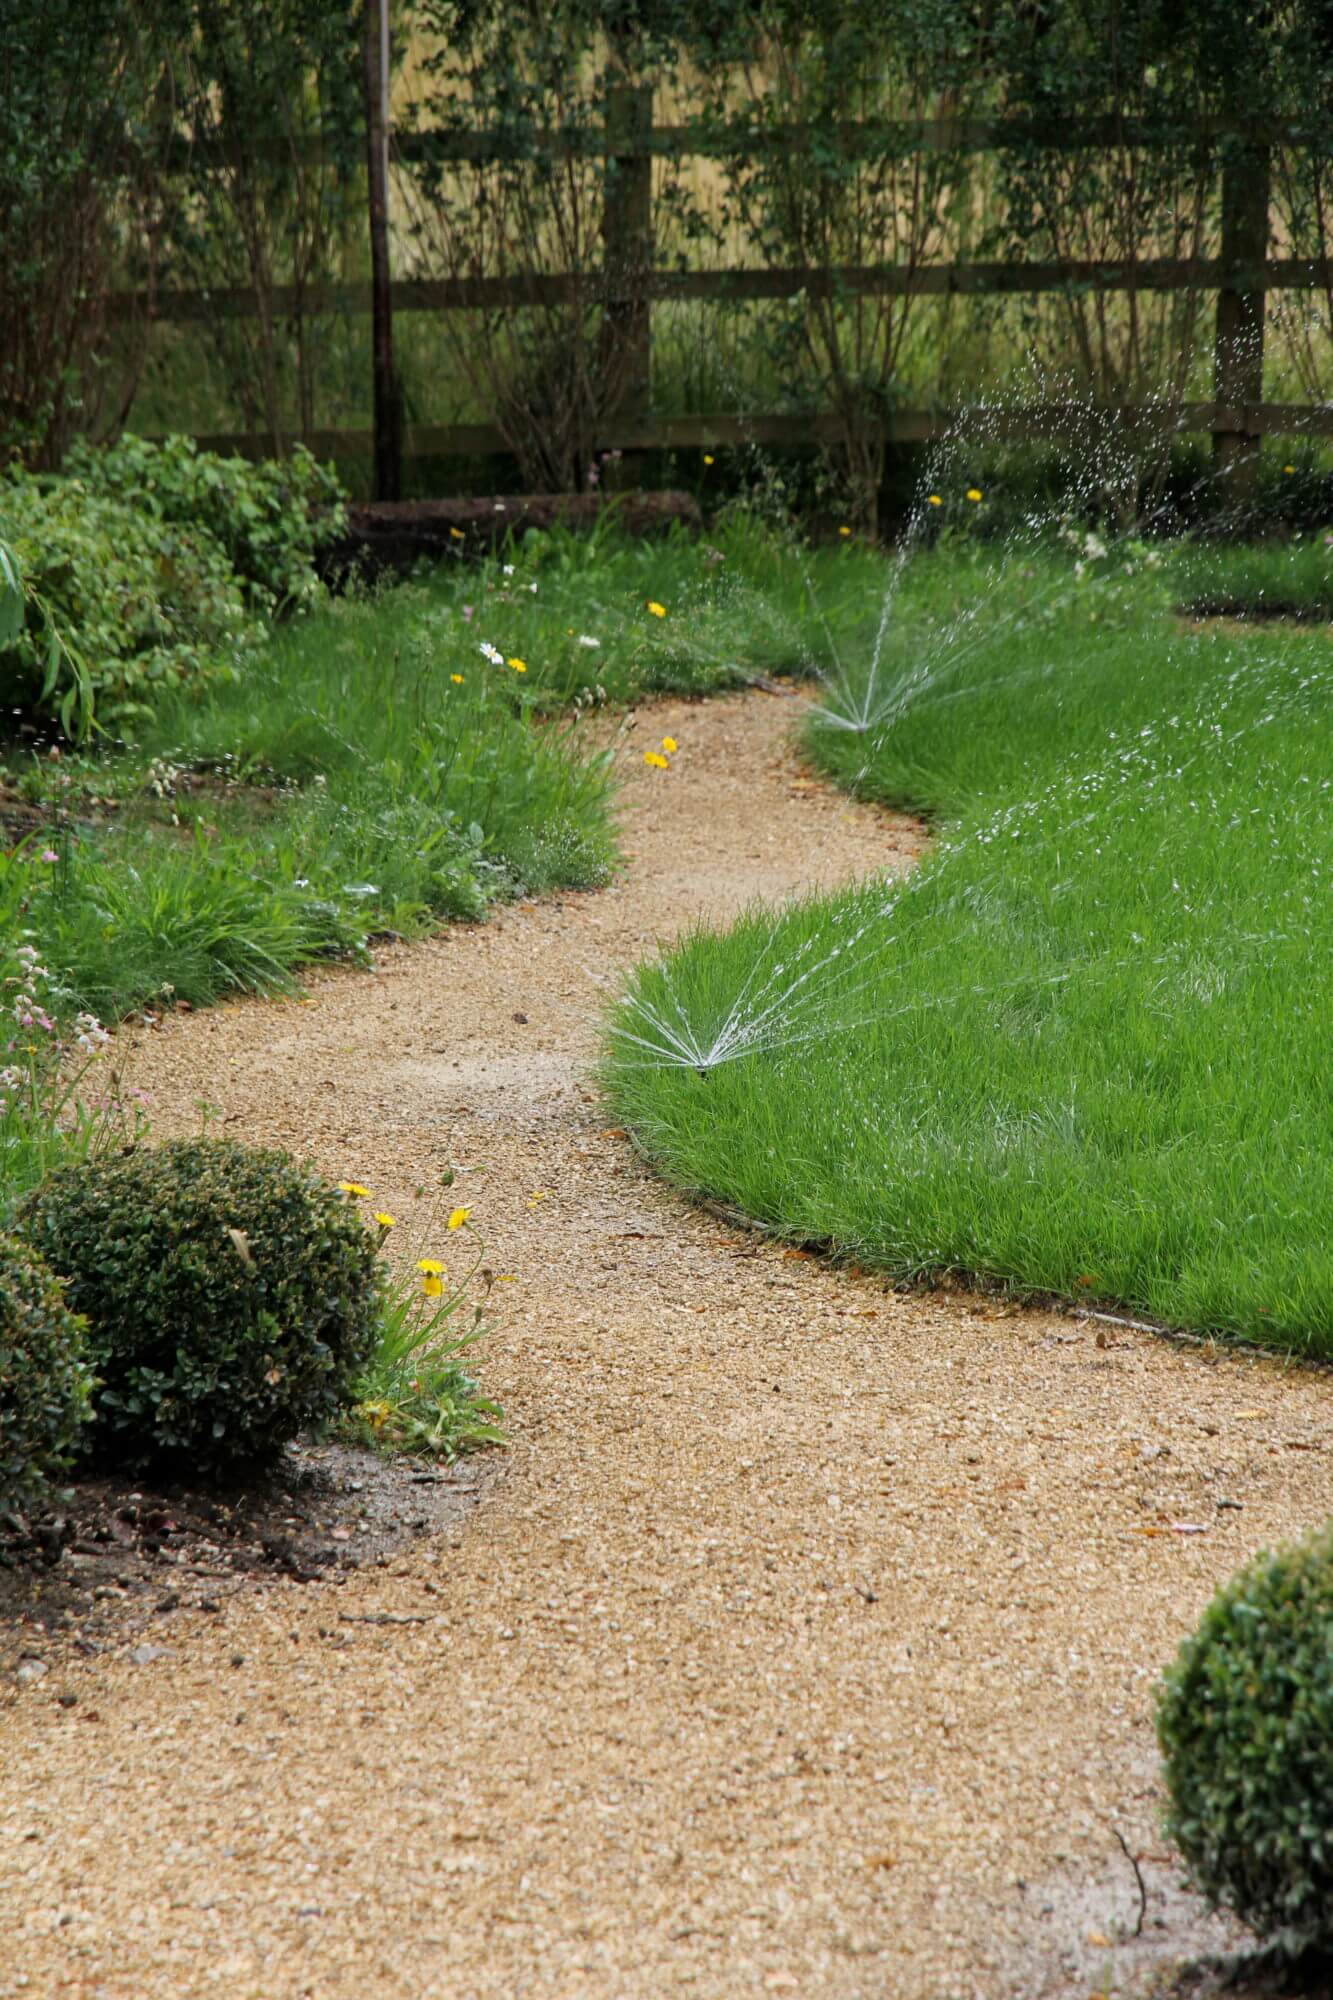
604,536,1333,1354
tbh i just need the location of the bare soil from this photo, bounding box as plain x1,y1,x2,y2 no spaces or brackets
1,1444,498,1673
3,687,1331,2000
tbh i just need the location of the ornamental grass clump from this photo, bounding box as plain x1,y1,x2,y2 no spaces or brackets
1156,1523,1333,1953
0,1231,93,1516
16,1140,381,1475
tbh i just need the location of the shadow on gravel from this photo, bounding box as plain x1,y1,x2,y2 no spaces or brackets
1162,1948,1333,2000
1018,1854,1332,2000
2,1441,501,1679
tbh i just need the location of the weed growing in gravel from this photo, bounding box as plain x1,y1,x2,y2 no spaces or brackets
338,1182,505,1460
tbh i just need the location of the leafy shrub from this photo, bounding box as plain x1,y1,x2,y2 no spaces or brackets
0,437,344,733
0,1231,93,1515
16,1139,382,1473
1157,1523,1333,1951
64,434,345,615
0,474,253,732
0,537,21,646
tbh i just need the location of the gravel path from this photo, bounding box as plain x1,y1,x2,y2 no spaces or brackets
5,689,1332,1999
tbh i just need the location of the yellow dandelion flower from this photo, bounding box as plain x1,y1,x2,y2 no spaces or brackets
358,1398,393,1429
927,494,942,506
508,657,527,673
643,750,669,769
374,1211,396,1229
447,1206,472,1230
1283,463,1295,474
703,453,715,466
450,673,464,684
965,487,983,502
838,525,852,536
338,1182,372,1198
646,600,667,618
448,526,465,541
661,736,678,754
421,1275,444,1299
416,1258,446,1275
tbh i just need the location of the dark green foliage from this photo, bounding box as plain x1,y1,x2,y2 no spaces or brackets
0,436,344,733
64,434,345,616
16,1141,382,1474
1157,1524,1333,1949
0,1231,93,1514
0,0,170,466
0,474,252,734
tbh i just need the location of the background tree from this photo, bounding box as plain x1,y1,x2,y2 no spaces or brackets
0,2,172,466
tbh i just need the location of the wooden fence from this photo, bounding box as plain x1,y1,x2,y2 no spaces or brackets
125,102,1333,476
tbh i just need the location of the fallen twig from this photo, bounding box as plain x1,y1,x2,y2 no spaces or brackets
1113,1826,1148,1938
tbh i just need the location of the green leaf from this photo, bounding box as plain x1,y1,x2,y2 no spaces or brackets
0,540,24,647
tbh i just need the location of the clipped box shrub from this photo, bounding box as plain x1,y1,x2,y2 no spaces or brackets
1157,1522,1333,1951
0,1230,93,1515
16,1139,382,1475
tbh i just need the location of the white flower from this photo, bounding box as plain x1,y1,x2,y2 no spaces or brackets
502,564,514,576
75,1012,111,1054
480,642,503,665
576,634,600,649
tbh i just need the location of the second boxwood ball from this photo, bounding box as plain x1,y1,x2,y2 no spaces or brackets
17,1139,382,1474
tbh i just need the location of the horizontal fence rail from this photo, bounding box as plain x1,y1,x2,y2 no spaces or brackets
176,403,1333,463
117,257,1330,325
121,104,1333,479
177,113,1330,168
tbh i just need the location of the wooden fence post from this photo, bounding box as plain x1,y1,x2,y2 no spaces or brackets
1212,138,1271,502
362,0,402,501
601,76,654,477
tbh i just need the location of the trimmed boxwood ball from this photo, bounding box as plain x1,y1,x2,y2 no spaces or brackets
16,1140,382,1474
1157,1522,1333,1951
0,1231,93,1514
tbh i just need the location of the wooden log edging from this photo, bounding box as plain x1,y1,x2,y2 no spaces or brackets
317,490,702,580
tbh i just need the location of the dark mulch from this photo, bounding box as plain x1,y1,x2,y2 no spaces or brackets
1159,1949,1333,1999
2,1441,499,1680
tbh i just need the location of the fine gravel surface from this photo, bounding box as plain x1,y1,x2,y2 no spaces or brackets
5,688,1332,2000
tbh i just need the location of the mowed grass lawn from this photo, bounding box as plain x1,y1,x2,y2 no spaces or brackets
604,540,1333,1354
